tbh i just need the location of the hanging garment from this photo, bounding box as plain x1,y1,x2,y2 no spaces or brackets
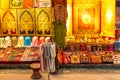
50,44,56,72
39,44,45,71
11,36,18,47
43,44,51,72
52,21,67,47
24,0,33,8
24,36,31,46
4,36,11,47
0,37,5,48
18,36,24,47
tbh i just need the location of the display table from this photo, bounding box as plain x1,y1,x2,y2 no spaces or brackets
30,63,42,79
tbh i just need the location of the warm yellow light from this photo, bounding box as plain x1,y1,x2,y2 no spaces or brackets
101,0,115,37
82,13,91,24
106,11,113,23
66,0,72,36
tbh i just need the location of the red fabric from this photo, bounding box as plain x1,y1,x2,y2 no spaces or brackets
24,0,33,8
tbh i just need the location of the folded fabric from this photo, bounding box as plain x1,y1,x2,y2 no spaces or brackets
24,36,31,46
24,0,33,8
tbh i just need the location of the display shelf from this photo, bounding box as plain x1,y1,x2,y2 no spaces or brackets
0,47,40,63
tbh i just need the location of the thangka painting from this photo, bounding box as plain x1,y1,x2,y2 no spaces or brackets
10,0,23,8
72,0,100,34
35,8,52,36
18,9,35,36
1,9,17,36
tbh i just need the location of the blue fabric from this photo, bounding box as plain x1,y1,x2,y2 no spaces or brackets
24,36,31,46
114,40,120,51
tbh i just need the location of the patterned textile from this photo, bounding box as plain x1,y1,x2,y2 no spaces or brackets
53,4,67,23
52,0,67,23
24,0,33,8
51,0,67,7
34,0,40,7
35,8,52,36
34,0,51,8
72,0,100,34
18,9,35,35
101,0,115,37
1,9,17,36
10,0,23,8
0,0,9,9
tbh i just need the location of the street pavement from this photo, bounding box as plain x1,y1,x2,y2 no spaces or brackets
0,69,120,80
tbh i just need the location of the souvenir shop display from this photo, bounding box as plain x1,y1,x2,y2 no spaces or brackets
0,0,119,74
18,9,35,36
1,9,17,36
35,8,52,36
39,42,57,73
113,52,120,64
0,47,39,62
57,36,115,65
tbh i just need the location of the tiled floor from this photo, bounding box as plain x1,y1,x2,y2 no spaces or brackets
0,69,120,80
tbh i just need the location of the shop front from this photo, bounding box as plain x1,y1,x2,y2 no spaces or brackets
57,0,120,66
0,0,119,72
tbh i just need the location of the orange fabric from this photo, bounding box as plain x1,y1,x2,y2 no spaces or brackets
24,0,33,8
